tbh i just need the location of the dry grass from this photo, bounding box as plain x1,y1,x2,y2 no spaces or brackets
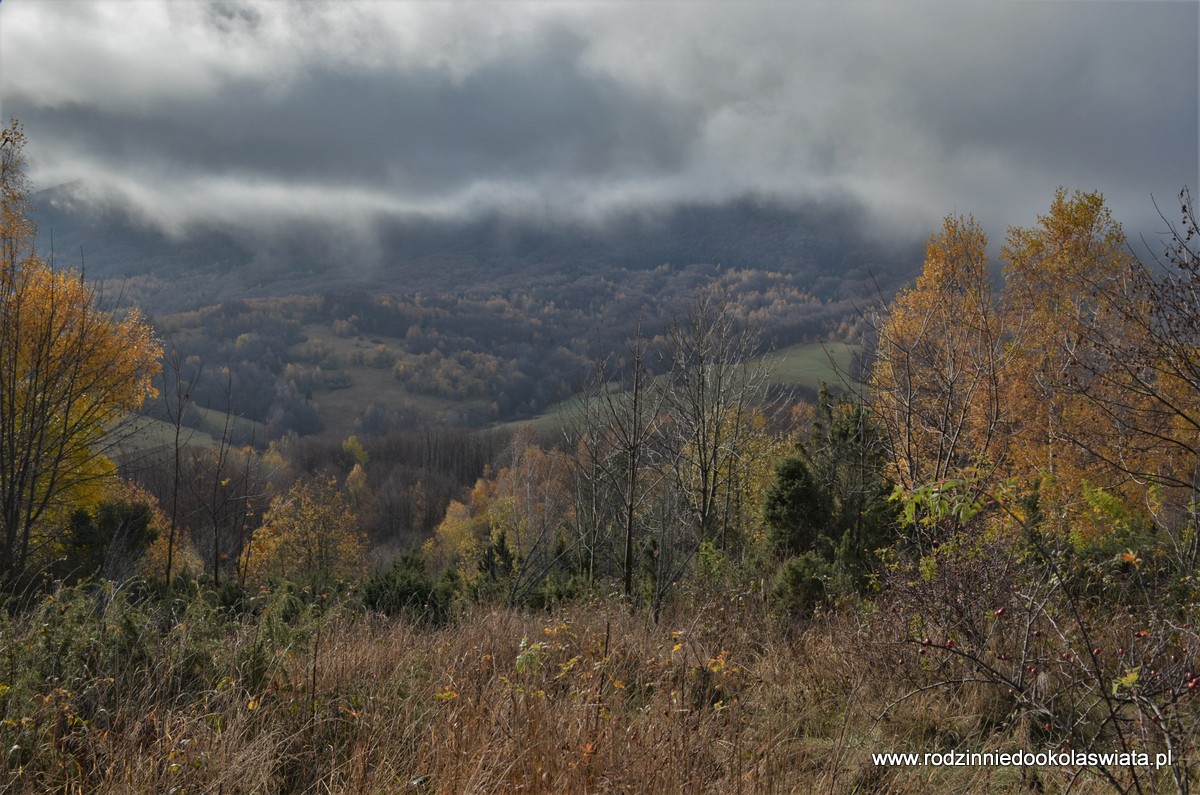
0,584,1190,793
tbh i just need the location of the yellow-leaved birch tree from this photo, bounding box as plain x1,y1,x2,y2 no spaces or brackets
0,122,161,587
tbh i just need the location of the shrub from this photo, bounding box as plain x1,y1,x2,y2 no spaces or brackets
363,552,459,626
771,552,831,616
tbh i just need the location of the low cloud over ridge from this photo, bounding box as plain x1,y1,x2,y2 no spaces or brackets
1,0,1195,246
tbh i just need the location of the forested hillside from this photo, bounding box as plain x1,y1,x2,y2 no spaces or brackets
134,265,865,440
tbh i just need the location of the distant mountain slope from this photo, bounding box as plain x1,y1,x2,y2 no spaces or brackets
30,184,921,313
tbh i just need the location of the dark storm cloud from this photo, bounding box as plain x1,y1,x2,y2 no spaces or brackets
0,0,1195,241
22,30,695,195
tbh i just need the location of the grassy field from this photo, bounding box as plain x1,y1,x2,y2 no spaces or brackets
119,409,267,455
506,340,861,437
759,340,858,389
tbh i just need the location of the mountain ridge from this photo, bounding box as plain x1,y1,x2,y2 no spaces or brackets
29,183,922,313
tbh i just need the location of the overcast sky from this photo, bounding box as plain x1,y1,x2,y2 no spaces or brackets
0,0,1196,247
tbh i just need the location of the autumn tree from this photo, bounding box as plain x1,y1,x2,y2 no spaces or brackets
426,430,575,606
868,214,1008,493
424,495,487,577
239,476,366,589
999,189,1147,529
0,122,161,587
189,370,262,587
620,288,784,617
1005,188,1200,547
871,188,1200,544
484,431,576,604
1120,189,1200,504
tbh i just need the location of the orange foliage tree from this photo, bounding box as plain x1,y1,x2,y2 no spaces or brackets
0,122,161,587
999,188,1147,531
872,187,1200,541
869,214,1009,491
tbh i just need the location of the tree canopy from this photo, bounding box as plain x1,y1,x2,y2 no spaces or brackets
0,122,161,587
870,187,1200,539
240,476,366,589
